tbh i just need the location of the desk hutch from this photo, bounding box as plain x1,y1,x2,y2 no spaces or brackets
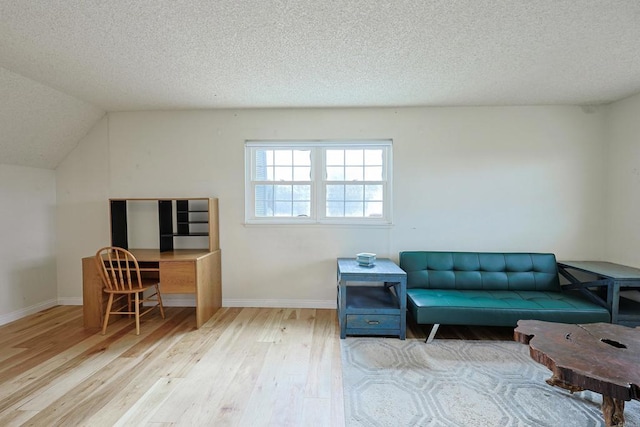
82,197,221,329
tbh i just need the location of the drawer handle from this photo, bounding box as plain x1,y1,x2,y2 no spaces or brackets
367,320,380,325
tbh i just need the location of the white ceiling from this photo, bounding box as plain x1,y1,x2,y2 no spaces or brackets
1,1,640,168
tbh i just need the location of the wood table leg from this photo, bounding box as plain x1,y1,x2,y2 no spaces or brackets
602,395,625,427
545,374,584,393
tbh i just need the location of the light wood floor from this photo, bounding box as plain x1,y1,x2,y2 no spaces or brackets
0,306,513,426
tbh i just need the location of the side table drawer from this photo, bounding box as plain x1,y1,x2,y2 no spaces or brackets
347,314,400,330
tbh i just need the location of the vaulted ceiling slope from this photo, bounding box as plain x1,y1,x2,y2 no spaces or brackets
0,67,104,169
1,1,640,168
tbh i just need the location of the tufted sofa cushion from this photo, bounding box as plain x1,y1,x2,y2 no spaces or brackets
400,252,560,292
399,251,610,327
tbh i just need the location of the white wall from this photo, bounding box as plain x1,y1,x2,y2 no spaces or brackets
0,164,57,324
604,92,640,267
56,116,110,303
56,106,608,307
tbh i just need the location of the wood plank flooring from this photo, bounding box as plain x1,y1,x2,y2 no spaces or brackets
0,306,513,426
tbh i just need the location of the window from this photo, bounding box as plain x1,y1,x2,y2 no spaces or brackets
245,140,392,224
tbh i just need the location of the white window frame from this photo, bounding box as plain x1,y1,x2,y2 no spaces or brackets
245,140,393,225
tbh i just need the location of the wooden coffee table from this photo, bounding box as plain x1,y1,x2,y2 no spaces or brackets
514,320,639,427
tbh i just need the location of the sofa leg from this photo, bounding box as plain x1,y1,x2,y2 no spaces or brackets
426,324,440,343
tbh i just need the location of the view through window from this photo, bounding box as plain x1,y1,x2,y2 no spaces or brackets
245,140,392,224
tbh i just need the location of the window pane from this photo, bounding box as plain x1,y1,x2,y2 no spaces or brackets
256,149,273,165
293,150,311,166
255,185,273,200
293,185,310,201
345,166,363,181
255,165,268,180
326,185,344,201
292,202,310,217
345,149,363,165
365,185,383,201
293,166,311,181
255,199,273,216
326,201,344,217
274,201,291,216
326,150,344,166
274,166,292,181
274,185,292,200
365,202,383,217
255,185,273,216
274,150,292,165
345,201,363,217
345,185,363,200
364,166,382,181
255,150,273,180
326,166,344,181
364,149,383,165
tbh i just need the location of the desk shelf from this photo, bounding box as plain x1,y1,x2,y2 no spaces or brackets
110,198,219,252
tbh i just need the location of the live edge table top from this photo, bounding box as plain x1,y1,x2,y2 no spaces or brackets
515,320,640,426
514,320,640,401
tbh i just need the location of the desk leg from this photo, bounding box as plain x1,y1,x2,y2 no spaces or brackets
195,250,222,328
82,257,104,329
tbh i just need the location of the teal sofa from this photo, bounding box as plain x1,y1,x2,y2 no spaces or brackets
399,251,610,342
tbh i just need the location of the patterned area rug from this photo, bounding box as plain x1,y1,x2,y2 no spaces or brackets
341,338,640,427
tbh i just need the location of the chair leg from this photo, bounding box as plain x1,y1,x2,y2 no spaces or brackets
102,293,114,335
134,291,141,335
156,285,165,319
127,294,132,318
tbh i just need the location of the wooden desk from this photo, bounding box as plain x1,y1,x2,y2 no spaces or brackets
558,261,640,325
83,249,221,329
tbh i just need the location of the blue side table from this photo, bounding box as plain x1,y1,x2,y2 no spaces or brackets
337,258,407,339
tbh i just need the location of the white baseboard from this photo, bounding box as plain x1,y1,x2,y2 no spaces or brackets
222,299,336,309
48,297,336,310
57,297,83,305
57,297,337,308
0,299,58,326
159,296,196,307
3,298,336,326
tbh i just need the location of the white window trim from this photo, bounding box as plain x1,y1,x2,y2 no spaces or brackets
245,140,393,225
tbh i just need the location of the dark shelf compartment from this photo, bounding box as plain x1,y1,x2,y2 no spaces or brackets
345,286,399,310
618,296,640,326
110,198,218,253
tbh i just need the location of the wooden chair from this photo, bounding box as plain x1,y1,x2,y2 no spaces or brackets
95,246,165,335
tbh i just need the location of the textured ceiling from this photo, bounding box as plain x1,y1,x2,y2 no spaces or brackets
1,1,640,168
